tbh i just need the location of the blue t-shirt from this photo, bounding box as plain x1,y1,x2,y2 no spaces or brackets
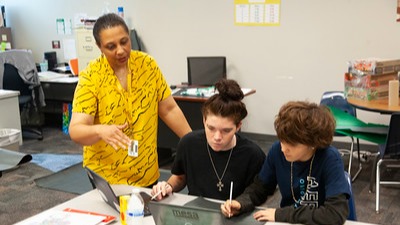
259,141,350,208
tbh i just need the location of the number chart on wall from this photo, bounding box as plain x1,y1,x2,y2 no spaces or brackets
234,0,280,26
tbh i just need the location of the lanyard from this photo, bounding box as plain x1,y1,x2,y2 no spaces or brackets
115,69,133,124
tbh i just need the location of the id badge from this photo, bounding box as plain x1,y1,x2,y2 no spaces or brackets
128,140,139,157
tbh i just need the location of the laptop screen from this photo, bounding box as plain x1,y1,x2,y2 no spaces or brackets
149,199,264,225
85,167,152,216
149,201,224,225
85,167,122,212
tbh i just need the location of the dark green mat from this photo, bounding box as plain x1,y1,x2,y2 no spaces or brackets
34,164,183,195
35,163,92,195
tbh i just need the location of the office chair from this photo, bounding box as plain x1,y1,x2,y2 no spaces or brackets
320,91,362,181
130,29,143,51
375,113,400,213
3,63,43,140
345,171,357,221
320,91,388,182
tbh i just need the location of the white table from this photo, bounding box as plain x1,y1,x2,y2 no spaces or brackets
38,71,78,83
14,185,379,225
0,89,22,146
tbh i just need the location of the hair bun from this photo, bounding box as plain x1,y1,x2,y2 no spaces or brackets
215,79,244,101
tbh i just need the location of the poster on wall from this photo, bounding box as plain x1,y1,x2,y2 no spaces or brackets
397,0,400,22
234,0,280,26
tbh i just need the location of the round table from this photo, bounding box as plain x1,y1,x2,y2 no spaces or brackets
347,97,400,114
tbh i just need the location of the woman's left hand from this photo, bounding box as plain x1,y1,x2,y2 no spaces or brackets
253,208,276,222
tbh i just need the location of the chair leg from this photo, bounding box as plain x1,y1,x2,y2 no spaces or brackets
22,127,43,140
376,159,383,213
347,137,354,179
369,152,380,193
351,138,362,182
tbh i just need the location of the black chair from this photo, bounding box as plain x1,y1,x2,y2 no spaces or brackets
375,113,400,213
2,63,43,140
345,171,357,221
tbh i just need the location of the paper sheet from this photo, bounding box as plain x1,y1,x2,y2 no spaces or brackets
14,209,105,225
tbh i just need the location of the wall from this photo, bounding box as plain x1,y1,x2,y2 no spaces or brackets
2,0,400,136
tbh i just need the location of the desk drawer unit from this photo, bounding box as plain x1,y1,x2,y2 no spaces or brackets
41,82,77,102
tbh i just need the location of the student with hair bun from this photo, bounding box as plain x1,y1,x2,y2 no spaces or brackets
151,79,265,201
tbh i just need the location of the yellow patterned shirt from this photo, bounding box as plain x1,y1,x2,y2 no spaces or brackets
72,51,171,186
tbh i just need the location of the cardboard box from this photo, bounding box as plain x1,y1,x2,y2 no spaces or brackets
344,72,398,101
349,59,400,75
374,59,400,75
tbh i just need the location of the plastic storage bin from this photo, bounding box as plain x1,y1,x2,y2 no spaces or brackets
0,128,20,151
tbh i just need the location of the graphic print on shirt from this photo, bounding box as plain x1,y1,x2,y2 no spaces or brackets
295,176,319,208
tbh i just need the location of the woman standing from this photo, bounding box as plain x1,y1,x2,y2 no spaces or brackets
69,13,191,187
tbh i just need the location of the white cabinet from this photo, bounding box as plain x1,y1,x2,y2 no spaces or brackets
75,28,101,72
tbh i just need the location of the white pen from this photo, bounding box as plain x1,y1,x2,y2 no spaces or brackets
151,189,163,200
229,181,233,218
229,181,233,204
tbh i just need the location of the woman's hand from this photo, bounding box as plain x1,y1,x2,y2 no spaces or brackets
221,199,241,218
151,181,173,201
253,208,276,222
97,123,131,150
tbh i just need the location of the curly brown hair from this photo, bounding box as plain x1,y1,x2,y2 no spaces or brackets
201,79,247,126
274,101,335,148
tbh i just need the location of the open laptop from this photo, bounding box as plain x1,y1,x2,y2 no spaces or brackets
148,199,264,225
85,167,151,216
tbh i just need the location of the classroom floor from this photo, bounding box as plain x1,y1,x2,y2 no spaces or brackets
1,126,399,225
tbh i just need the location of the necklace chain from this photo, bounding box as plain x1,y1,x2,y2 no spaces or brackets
290,154,316,203
206,143,234,192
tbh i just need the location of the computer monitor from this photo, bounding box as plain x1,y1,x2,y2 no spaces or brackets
187,56,226,86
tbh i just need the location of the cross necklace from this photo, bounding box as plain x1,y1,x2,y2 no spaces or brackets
206,143,234,192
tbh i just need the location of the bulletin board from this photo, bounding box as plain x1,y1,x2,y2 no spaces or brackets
234,0,280,26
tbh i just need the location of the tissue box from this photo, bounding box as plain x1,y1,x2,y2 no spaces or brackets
344,72,398,101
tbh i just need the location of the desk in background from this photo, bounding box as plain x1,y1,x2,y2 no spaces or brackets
39,72,78,129
14,185,378,225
